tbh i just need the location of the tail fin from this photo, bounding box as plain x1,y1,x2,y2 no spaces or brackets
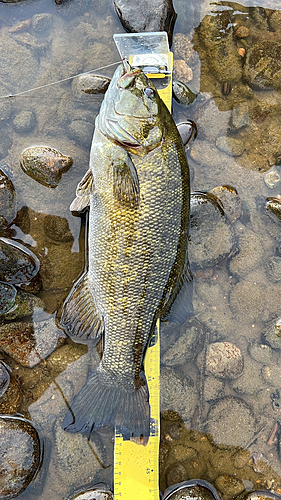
62,365,150,441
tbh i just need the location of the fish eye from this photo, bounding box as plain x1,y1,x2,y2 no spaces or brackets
144,87,154,98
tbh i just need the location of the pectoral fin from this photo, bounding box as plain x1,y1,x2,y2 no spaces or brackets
70,169,94,212
60,272,104,342
113,155,140,209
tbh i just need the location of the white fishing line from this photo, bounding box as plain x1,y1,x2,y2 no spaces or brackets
0,60,122,99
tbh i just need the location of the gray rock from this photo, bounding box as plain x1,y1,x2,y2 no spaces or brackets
207,396,256,448
0,37,39,91
203,375,225,402
67,119,94,148
13,109,36,133
162,317,204,366
231,102,249,130
216,136,245,157
248,341,275,365
230,358,265,396
264,166,281,188
72,74,111,94
32,13,53,33
229,281,264,324
160,366,198,422
229,228,263,278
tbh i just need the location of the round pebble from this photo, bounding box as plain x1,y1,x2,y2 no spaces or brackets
67,119,94,148
72,74,111,94
264,167,281,189
0,415,42,499
165,462,188,487
215,475,245,499
13,110,36,134
21,146,73,188
197,342,243,379
235,26,250,38
248,341,274,365
207,396,256,448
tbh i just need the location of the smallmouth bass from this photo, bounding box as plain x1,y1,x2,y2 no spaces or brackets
61,61,193,440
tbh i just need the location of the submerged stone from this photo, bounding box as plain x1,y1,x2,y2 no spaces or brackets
69,486,114,500
0,168,16,229
21,146,73,188
0,237,40,285
0,415,42,499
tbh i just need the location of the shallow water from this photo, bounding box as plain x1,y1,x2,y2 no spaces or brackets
1,0,281,498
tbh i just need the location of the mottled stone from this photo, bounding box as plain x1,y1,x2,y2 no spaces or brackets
0,416,42,499
0,315,66,367
0,237,40,285
229,229,263,278
72,74,111,94
207,396,255,448
216,136,245,157
197,342,244,379
43,214,73,243
229,281,264,323
264,167,281,189
165,462,188,487
161,367,198,422
231,102,249,130
32,13,53,32
0,290,44,322
244,41,281,90
215,475,245,500
269,11,281,32
69,489,114,500
174,59,193,84
235,26,249,38
21,147,73,188
172,33,198,66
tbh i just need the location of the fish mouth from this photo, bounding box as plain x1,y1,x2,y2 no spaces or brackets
117,59,142,89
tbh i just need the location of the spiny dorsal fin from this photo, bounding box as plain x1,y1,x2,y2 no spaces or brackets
113,156,140,209
70,169,94,212
60,272,104,342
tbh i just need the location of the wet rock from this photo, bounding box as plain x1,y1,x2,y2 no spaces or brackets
0,281,17,314
229,281,264,323
244,41,281,90
165,463,188,487
264,167,281,189
230,102,249,130
172,33,198,67
263,316,281,350
203,375,225,402
0,37,39,92
171,444,198,462
12,109,36,134
113,0,177,46
173,80,197,106
261,364,281,387
269,11,281,32
232,449,251,469
229,229,263,278
0,130,13,161
248,341,275,365
216,136,245,157
189,191,235,269
21,146,73,188
177,120,197,146
0,168,16,228
69,487,114,500
235,26,250,38
193,99,231,143
230,358,264,397
0,290,43,322
173,59,193,84
72,74,111,94
209,185,241,223
163,481,220,500
0,237,40,285
215,475,245,500
249,6,268,31
207,396,256,448
266,255,281,282
197,342,244,379
32,13,53,32
43,215,73,243
161,366,198,422
0,416,42,499
54,419,107,487
0,369,22,414
0,315,66,367
162,317,204,366
265,196,281,221
67,119,94,148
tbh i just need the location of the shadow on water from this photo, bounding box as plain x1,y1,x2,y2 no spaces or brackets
0,0,281,498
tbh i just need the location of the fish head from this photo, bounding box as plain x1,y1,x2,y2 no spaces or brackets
97,61,167,155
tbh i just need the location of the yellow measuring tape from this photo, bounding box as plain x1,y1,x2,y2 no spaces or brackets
113,70,172,499
114,320,160,499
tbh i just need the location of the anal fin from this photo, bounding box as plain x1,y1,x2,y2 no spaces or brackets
60,272,104,342
70,169,94,212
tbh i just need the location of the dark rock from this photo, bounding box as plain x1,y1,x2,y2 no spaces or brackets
21,146,73,188
0,368,22,415
72,74,111,94
113,0,177,46
230,102,249,130
0,168,16,228
165,462,188,487
0,237,40,285
173,80,197,106
0,416,42,499
0,281,17,314
0,289,44,322
215,475,245,500
43,215,73,243
244,41,281,90
13,109,36,134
